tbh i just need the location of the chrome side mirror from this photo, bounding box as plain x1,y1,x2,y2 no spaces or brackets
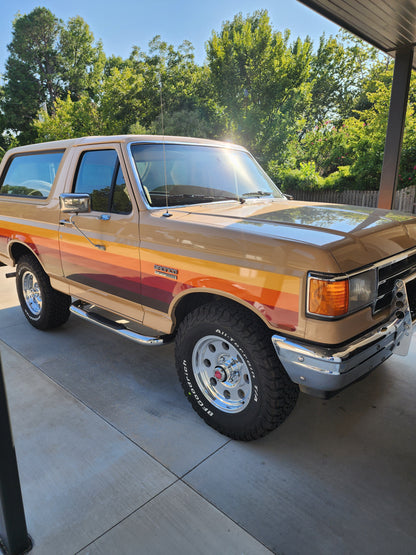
59,193,91,213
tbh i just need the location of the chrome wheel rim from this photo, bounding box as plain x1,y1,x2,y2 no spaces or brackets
192,335,252,413
22,271,42,315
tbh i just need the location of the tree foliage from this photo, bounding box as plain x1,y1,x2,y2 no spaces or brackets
1,7,413,192
59,15,106,101
35,94,102,141
2,8,63,142
207,10,313,161
1,8,104,143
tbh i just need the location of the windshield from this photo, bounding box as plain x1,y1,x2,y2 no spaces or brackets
130,143,284,207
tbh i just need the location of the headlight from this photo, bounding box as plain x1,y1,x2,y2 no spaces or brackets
348,269,377,311
308,269,377,318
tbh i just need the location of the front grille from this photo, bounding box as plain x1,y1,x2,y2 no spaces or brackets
375,252,416,314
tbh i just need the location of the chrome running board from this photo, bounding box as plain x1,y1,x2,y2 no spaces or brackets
70,300,168,346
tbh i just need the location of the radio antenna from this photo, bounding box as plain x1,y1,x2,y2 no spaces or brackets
159,74,171,217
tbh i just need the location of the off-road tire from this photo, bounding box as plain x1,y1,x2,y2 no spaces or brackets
175,301,299,441
16,254,71,330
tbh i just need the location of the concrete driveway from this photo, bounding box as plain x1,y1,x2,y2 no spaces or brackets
1,265,415,554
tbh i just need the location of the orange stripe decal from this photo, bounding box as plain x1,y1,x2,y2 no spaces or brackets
1,221,301,331
140,248,300,330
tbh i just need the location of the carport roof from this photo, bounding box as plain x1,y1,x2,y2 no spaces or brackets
298,0,416,66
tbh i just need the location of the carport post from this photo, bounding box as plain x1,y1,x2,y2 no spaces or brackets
0,356,31,554
378,47,414,210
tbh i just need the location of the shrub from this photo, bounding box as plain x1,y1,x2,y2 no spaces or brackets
269,160,324,191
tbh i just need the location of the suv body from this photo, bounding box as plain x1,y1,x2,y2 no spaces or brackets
0,135,415,439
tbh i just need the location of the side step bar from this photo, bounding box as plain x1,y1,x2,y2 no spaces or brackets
70,301,169,346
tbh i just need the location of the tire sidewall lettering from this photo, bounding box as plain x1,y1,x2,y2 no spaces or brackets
215,327,258,387
182,359,214,417
23,307,41,321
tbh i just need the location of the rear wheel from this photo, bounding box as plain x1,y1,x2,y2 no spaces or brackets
175,301,299,441
16,254,71,330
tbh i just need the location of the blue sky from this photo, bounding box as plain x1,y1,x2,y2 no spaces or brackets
0,0,340,75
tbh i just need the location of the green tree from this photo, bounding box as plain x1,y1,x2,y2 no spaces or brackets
307,32,379,127
2,8,63,142
270,32,388,190
346,66,416,190
207,10,312,162
103,54,132,76
275,59,416,193
34,35,225,140
34,94,103,141
2,8,105,144
125,37,224,138
98,65,146,134
60,15,106,100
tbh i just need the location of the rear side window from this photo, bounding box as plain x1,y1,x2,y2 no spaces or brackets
0,151,64,198
73,150,132,213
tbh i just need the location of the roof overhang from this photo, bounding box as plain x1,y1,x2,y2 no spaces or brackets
298,0,416,67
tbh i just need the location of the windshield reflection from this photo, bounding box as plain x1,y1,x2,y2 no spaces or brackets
130,143,284,207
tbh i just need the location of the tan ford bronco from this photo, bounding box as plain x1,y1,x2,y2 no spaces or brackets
0,135,415,440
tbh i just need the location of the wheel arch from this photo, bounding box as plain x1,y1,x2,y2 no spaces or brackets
170,289,273,334
9,240,42,267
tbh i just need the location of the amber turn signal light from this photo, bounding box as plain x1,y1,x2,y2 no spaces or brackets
308,278,349,317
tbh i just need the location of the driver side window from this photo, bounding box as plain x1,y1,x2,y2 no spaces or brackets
73,150,132,213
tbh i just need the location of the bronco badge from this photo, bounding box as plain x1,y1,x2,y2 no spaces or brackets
154,264,178,280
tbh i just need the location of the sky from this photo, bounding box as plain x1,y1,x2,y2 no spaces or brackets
0,0,340,76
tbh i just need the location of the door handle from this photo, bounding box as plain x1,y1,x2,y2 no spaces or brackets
63,215,106,251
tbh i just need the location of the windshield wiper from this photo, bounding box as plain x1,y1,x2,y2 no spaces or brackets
242,191,272,198
161,193,245,204
213,194,245,203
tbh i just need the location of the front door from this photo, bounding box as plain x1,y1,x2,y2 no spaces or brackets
59,144,144,322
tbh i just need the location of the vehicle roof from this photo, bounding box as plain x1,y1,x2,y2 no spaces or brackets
6,135,247,155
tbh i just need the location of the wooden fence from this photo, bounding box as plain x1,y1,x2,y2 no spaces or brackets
286,185,416,213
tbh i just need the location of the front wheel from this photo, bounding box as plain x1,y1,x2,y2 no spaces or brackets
175,301,299,441
16,254,71,330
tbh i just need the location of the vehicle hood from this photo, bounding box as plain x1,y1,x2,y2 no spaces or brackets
174,200,416,272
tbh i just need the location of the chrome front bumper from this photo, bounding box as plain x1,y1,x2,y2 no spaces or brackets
272,279,415,395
